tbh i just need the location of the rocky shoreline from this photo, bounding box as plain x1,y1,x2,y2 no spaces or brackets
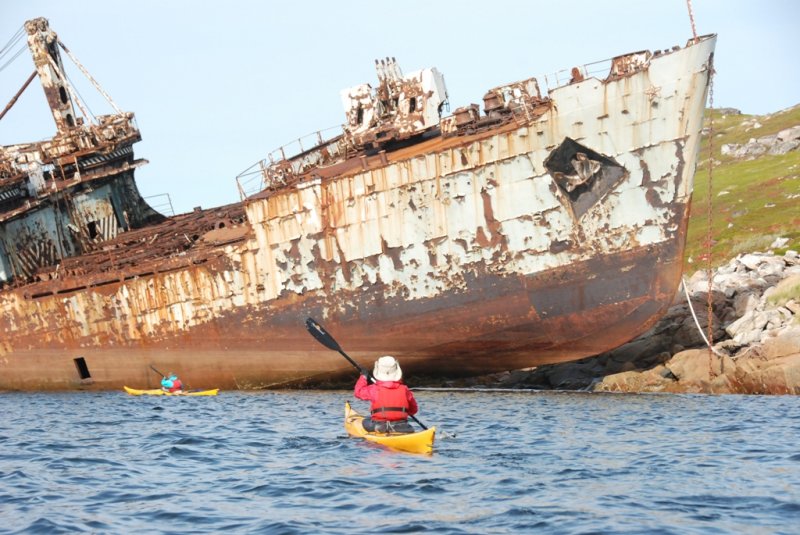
441,248,800,394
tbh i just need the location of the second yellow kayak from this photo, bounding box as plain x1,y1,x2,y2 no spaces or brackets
344,401,435,454
123,386,219,396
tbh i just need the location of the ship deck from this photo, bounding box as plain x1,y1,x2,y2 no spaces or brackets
3,203,249,299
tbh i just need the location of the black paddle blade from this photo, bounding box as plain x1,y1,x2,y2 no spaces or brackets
305,317,342,352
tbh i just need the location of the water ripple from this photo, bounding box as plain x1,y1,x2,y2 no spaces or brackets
0,391,798,533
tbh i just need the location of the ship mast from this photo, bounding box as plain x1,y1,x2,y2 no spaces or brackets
24,17,78,132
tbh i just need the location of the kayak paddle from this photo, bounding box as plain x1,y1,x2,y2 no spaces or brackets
304,317,429,431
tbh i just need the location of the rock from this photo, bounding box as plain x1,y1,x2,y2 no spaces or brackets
593,368,671,393
719,305,739,326
725,309,757,339
771,237,789,249
778,306,793,320
736,277,771,296
688,269,708,285
739,253,766,271
674,316,710,347
717,263,737,276
640,351,672,368
656,364,678,380
713,271,747,296
665,349,736,380
733,291,760,317
606,336,670,365
543,364,595,390
770,140,800,156
494,371,513,384
757,257,787,278
757,356,800,394
722,125,800,160
715,338,745,356
777,125,800,141
733,354,800,395
760,326,800,360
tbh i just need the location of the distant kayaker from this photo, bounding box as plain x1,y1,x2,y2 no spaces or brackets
160,372,183,393
354,356,418,433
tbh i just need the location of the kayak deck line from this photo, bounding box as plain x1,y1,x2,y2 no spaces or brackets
344,401,435,454
412,387,545,393
123,386,220,396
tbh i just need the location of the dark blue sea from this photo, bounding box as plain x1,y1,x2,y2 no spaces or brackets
1,390,798,534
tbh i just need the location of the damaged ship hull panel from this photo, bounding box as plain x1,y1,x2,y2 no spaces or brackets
0,36,716,390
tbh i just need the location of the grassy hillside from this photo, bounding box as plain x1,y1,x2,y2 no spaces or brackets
684,105,800,269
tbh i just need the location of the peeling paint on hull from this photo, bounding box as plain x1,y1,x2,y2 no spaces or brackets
0,239,680,391
0,35,716,391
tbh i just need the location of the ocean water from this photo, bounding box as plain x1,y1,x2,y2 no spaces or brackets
0,390,798,534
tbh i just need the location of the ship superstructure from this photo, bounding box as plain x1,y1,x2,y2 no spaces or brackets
0,18,160,285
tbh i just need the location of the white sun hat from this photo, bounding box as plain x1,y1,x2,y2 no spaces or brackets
373,355,402,382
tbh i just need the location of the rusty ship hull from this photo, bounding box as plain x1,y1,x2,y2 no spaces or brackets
0,21,716,390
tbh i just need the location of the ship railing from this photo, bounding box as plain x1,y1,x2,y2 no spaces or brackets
542,48,655,92
236,125,347,200
264,125,344,166
144,193,175,217
542,58,613,93
236,159,272,199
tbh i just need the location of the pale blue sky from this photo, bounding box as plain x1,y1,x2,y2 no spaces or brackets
1,0,798,214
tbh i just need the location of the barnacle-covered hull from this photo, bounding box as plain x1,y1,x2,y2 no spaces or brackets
0,29,716,391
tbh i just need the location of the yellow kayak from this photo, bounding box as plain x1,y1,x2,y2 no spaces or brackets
344,401,435,454
123,386,219,396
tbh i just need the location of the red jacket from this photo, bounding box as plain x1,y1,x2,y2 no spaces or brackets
354,375,418,421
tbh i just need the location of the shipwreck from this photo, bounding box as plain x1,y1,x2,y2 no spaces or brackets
0,17,716,390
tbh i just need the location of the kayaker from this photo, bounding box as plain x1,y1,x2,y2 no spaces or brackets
354,356,418,433
160,372,183,393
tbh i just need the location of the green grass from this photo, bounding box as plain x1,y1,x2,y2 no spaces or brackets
767,275,800,307
684,105,800,268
